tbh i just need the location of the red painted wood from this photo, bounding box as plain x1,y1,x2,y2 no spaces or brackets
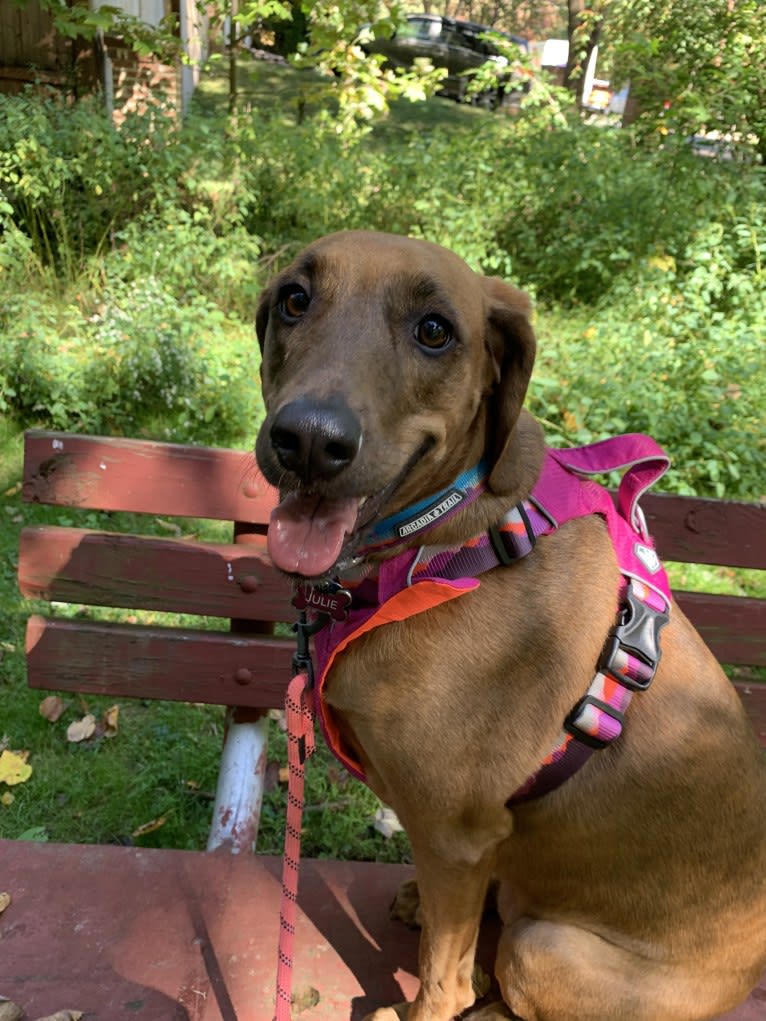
674,591,766,666
19,526,293,621
641,492,766,570
25,615,293,707
0,843,420,1021
1,841,764,1021
23,429,277,523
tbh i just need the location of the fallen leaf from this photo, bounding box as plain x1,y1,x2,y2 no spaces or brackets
66,714,96,743
102,704,119,738
0,891,10,913
132,815,167,838
0,750,33,786
33,1013,84,1021
39,695,66,722
291,986,320,1013
372,806,404,840
0,1000,24,1021
17,825,48,842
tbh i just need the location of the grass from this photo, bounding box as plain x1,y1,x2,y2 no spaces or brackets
193,53,489,136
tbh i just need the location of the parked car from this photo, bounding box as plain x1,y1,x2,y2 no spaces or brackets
362,13,528,108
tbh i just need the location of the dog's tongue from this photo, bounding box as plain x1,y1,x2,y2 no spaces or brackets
268,492,359,577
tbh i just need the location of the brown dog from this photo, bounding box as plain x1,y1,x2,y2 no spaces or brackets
254,230,766,1021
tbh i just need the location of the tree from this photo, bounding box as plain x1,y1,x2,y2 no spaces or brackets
606,0,766,159
210,0,446,138
563,0,605,105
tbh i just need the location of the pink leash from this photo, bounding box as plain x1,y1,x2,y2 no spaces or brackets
274,670,315,1021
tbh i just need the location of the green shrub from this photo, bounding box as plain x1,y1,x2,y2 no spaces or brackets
529,205,766,499
0,90,187,278
1,85,763,500
0,275,260,442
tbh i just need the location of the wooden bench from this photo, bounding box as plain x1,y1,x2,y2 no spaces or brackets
3,429,765,1021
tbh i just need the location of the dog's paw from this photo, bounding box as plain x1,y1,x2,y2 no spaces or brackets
361,1005,409,1021
390,878,422,928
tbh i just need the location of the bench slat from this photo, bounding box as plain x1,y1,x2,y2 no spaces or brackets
19,528,765,665
675,591,766,666
642,492,766,570
25,615,293,706
23,430,276,523
19,526,293,621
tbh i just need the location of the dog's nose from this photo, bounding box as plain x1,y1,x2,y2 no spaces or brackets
270,397,362,484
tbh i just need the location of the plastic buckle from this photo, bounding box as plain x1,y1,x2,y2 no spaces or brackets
488,503,536,565
600,583,670,692
564,695,625,749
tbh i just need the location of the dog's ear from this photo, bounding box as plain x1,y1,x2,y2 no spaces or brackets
482,277,538,496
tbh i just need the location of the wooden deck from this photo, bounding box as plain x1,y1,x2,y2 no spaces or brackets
2,839,765,1021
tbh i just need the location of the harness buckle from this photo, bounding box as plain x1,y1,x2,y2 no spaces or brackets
488,503,537,565
564,695,625,749
599,583,670,692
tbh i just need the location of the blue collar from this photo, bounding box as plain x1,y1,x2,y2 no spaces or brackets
362,459,491,552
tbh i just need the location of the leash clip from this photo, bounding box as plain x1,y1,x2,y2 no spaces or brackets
600,582,670,692
291,611,327,684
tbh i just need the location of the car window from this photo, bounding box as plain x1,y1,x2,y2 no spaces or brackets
444,28,469,48
399,18,434,40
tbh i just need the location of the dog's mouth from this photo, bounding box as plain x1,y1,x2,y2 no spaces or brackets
266,438,435,580
267,491,361,578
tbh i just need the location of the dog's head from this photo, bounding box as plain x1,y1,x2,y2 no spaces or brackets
255,230,540,578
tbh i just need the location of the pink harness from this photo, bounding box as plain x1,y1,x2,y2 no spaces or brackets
311,434,672,795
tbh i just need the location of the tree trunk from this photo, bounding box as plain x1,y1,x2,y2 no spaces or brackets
564,0,602,107
228,0,238,114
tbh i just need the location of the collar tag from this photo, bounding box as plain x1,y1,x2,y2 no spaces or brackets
396,488,465,539
292,581,352,622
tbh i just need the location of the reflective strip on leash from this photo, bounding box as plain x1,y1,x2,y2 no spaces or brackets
274,670,315,1021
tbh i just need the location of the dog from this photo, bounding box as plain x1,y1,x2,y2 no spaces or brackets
254,230,766,1021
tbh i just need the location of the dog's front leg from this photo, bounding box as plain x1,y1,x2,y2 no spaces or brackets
410,851,494,1021
364,836,496,1021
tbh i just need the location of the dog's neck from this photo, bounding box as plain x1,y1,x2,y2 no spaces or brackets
346,413,546,570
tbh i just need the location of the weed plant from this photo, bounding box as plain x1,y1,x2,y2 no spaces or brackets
0,63,764,856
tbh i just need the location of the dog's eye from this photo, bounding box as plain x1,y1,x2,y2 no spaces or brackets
278,285,310,321
415,315,454,353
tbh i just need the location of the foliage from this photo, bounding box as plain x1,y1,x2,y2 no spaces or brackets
607,0,766,160
0,90,188,278
0,276,258,441
208,0,446,137
288,1,446,140
2,69,765,486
